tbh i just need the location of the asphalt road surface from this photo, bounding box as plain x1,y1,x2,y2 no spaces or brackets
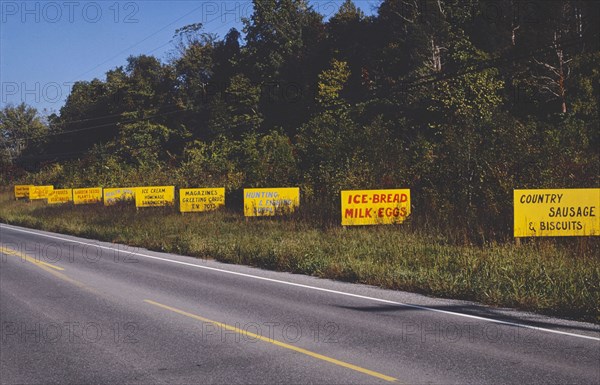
1,223,598,384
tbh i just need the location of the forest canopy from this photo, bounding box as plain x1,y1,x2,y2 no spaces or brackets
2,0,599,241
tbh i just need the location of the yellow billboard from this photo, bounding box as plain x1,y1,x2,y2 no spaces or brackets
244,188,300,216
29,185,54,200
73,188,103,205
48,189,73,204
180,188,225,213
103,188,136,206
341,189,411,226
514,188,599,237
14,185,33,199
135,186,175,207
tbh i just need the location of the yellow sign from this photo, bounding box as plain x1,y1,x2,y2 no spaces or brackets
244,188,300,216
180,188,225,213
73,188,103,205
135,186,175,207
48,189,73,204
514,188,599,237
29,185,54,200
103,188,136,206
341,189,411,226
14,185,33,199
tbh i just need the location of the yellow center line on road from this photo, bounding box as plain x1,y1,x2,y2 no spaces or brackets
144,299,399,383
1,246,98,294
0,246,64,271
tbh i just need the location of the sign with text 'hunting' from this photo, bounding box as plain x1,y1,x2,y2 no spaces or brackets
73,188,103,205
48,189,73,204
135,186,175,207
244,188,300,216
180,188,225,213
103,188,135,206
29,185,53,200
514,189,599,237
341,189,411,226
14,185,33,199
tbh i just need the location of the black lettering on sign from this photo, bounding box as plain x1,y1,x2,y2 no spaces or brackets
548,207,596,217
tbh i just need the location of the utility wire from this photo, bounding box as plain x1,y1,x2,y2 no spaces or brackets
68,3,208,82
4,3,598,154
3,30,593,146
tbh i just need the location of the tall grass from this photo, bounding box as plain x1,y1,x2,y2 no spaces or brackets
0,190,598,323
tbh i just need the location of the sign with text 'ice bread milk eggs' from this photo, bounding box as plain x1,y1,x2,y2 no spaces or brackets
29,185,54,200
179,188,225,213
73,188,103,205
103,188,136,206
14,185,33,199
135,186,175,207
514,188,599,237
341,189,411,226
244,188,300,216
48,189,73,204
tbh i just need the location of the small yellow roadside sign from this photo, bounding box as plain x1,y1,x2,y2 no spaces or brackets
514,188,599,237
135,186,175,207
48,189,73,204
180,188,225,212
103,188,136,206
29,185,54,200
243,188,299,216
341,189,411,226
73,188,103,205
14,185,33,199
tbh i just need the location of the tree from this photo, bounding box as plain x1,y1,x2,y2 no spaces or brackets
317,59,351,110
242,0,326,131
326,0,371,103
211,28,242,88
172,24,216,111
49,79,117,159
115,120,170,167
208,74,263,139
0,103,48,169
513,1,598,114
242,0,307,82
123,55,177,114
238,130,298,186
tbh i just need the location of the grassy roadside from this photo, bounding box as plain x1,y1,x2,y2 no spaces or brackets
0,190,598,323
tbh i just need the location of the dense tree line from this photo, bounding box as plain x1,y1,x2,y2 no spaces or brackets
2,0,599,241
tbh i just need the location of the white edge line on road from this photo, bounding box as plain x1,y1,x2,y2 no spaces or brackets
2,223,599,342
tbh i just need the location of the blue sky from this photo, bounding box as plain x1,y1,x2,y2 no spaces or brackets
1,0,379,116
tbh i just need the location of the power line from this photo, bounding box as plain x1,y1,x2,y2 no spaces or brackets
69,1,255,84
4,2,598,153
0,105,194,145
68,3,207,82
1,4,254,145
29,3,251,128
16,127,199,163
4,30,593,146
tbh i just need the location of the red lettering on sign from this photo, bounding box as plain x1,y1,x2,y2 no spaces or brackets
377,207,408,218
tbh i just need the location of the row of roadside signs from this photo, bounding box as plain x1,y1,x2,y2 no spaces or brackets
12,185,600,236
16,185,204,210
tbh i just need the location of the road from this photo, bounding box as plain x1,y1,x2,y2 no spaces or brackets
1,223,598,384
